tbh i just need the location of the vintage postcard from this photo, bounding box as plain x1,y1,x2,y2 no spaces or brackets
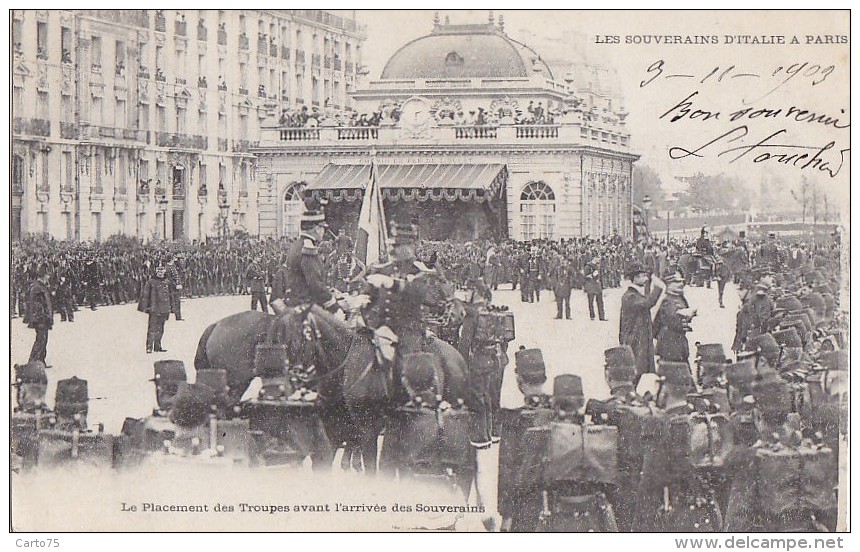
8,8,849,536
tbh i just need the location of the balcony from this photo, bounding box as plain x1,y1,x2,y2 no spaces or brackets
155,11,166,32
13,117,51,137
232,139,255,153
155,69,166,82
80,10,150,28
276,127,320,141
217,29,227,45
172,185,186,199
197,24,207,41
281,46,290,60
123,128,149,141
37,47,48,61
515,125,560,139
175,20,187,36
156,132,208,149
259,121,630,150
60,122,78,139
455,126,498,139
336,127,377,140
238,34,249,50
154,186,167,199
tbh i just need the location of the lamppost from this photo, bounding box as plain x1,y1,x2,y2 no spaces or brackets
642,195,652,235
219,199,230,241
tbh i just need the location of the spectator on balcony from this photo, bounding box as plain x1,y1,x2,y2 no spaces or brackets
139,179,151,195
258,84,266,98
218,76,227,91
219,22,226,32
476,107,488,126
455,110,466,125
61,49,72,64
116,61,125,76
155,68,165,82
198,76,207,88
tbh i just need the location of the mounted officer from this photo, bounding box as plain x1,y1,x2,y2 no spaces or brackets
275,204,347,314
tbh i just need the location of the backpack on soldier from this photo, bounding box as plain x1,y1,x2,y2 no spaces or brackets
36,429,117,468
543,420,619,486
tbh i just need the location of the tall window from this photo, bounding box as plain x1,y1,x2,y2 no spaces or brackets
91,36,102,69
282,183,304,237
40,153,49,192
13,20,22,51
62,95,73,122
157,106,166,132
37,92,49,120
94,152,104,192
116,99,127,128
176,104,186,134
61,27,72,62
13,154,25,193
520,181,556,240
37,21,48,59
118,154,127,193
62,151,74,191
115,40,126,75
91,95,103,126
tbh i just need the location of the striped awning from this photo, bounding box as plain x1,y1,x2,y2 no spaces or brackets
304,163,507,203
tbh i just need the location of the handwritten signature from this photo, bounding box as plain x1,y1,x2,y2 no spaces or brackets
667,125,848,178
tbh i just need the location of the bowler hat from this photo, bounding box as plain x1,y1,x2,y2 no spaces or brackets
515,348,547,385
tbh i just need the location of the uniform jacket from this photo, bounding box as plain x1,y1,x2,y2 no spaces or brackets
25,280,53,330
363,260,434,334
138,275,172,315
244,262,266,293
584,267,603,295
551,265,576,296
282,233,334,308
619,285,662,377
653,292,691,363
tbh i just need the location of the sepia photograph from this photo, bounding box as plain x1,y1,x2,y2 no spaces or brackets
8,6,850,536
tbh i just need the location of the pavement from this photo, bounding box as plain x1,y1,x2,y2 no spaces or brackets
10,281,742,531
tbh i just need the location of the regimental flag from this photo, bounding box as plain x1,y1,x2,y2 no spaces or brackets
355,157,388,265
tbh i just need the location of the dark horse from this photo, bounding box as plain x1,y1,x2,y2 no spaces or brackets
194,304,472,472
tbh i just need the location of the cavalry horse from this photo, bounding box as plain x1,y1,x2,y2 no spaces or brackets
193,274,472,473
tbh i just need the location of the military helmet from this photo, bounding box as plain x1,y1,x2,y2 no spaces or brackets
753,371,792,423
696,343,726,364
55,376,89,418
515,348,547,385
15,360,48,385
745,333,781,365
553,374,584,411
657,361,695,390
153,360,187,410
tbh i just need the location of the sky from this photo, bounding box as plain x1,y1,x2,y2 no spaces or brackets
353,10,850,214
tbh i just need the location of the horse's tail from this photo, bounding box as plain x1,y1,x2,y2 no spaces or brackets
194,322,217,373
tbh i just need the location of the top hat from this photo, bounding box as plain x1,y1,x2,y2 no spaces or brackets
658,361,695,389
515,348,547,385
696,343,726,364
389,223,418,246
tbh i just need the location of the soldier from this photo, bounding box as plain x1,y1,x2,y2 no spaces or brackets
24,268,53,364
82,254,102,310
587,345,655,531
54,273,75,322
278,208,343,313
11,361,52,470
654,267,697,365
619,264,664,383
138,264,172,353
120,360,187,458
732,281,774,354
637,361,722,532
517,247,531,302
724,373,837,531
498,348,554,532
164,255,184,321
517,374,620,531
584,262,607,321
244,255,269,313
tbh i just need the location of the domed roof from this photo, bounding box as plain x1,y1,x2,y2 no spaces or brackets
381,22,553,81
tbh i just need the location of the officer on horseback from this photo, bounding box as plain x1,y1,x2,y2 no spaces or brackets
361,222,439,358
277,203,348,314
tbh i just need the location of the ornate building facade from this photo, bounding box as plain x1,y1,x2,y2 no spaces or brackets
11,9,365,241
255,15,637,241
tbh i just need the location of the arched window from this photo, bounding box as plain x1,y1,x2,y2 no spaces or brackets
445,51,464,66
282,182,305,238
519,181,556,240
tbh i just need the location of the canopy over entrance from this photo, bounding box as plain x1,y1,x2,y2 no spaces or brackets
304,163,507,203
